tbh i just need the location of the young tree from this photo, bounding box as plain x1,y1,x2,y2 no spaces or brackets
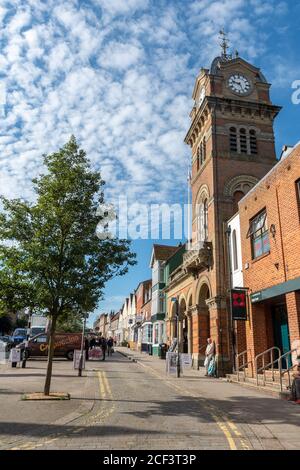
0,136,136,395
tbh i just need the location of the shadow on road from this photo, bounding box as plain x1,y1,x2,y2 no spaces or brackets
119,394,300,427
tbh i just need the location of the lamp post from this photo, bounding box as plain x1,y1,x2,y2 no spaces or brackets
22,307,32,368
171,297,180,378
78,313,87,377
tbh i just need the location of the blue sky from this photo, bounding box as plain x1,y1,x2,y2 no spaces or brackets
0,0,299,326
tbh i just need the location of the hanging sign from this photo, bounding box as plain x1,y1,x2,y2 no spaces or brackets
231,289,248,321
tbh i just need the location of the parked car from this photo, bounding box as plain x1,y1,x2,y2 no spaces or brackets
11,328,27,345
17,332,83,360
0,335,12,343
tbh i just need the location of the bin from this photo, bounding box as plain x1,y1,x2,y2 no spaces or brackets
159,343,168,360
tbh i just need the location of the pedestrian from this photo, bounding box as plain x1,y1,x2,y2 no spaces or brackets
89,335,96,350
85,336,89,361
107,337,113,356
100,336,107,361
204,338,215,377
290,364,300,404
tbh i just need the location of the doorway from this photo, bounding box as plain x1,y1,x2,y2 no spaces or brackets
272,304,291,369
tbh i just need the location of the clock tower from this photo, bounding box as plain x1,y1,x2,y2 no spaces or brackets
184,36,281,373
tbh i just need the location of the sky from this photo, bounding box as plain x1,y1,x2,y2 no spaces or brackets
0,0,300,326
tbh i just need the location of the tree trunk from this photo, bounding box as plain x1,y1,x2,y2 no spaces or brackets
44,315,57,396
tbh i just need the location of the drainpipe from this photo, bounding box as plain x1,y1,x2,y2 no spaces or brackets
225,224,236,373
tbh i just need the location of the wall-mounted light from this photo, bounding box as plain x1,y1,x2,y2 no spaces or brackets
270,224,276,238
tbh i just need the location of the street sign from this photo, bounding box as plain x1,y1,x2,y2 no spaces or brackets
73,350,86,369
231,289,248,321
251,291,263,303
9,348,21,363
181,353,192,369
166,352,183,375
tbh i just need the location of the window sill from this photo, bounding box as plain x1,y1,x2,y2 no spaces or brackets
251,251,270,264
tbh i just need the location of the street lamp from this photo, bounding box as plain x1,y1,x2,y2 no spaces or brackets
78,313,88,377
171,297,180,378
21,307,32,369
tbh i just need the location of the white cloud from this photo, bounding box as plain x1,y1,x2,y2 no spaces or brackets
0,0,292,209
100,42,144,70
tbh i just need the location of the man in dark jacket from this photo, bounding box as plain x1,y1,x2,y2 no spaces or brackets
100,336,107,361
107,337,114,356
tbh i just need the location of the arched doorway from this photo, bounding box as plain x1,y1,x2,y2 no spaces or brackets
198,283,211,356
179,298,187,353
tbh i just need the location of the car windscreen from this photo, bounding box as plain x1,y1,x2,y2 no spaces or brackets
13,329,27,336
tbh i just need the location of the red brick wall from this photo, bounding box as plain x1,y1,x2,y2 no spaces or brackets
239,144,300,364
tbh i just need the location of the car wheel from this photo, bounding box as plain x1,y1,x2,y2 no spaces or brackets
66,350,74,361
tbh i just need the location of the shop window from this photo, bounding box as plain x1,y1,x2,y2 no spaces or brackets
247,210,270,259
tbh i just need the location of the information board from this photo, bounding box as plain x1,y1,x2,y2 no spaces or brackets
73,350,86,369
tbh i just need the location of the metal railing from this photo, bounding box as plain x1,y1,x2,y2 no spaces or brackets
274,348,298,391
255,346,281,387
236,349,253,382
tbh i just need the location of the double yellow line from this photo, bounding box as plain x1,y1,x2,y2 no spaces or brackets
92,371,115,423
137,360,250,451
98,370,113,400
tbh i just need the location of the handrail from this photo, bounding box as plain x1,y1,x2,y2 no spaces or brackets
236,349,253,381
272,348,297,392
255,346,281,386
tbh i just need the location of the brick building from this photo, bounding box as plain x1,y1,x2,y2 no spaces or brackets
165,45,281,373
135,279,152,352
238,143,300,370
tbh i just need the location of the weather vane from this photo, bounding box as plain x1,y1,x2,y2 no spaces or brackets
219,30,232,61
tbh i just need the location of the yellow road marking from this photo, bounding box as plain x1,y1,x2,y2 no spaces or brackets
211,414,237,450
135,359,249,451
97,371,106,399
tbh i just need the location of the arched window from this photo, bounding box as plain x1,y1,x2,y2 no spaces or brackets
202,137,206,163
240,128,247,154
203,199,208,240
230,127,237,152
196,146,200,171
249,129,258,155
232,229,238,271
197,199,208,242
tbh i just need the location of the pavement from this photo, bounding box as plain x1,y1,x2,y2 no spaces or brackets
0,349,300,450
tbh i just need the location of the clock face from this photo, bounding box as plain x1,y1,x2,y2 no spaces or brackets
198,86,205,107
228,74,251,95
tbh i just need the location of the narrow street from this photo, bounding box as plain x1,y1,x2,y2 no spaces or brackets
0,350,300,451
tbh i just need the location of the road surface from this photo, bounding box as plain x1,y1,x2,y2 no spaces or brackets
0,350,300,450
